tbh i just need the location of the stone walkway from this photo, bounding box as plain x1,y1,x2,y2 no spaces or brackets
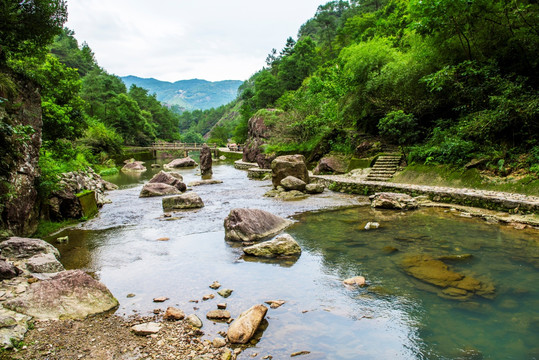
312,175,539,214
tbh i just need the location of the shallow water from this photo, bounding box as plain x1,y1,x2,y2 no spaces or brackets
49,161,539,359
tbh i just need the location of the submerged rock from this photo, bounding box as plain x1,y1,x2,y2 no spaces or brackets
343,276,367,287
364,222,380,230
401,255,495,300
5,270,119,320
224,208,292,242
370,192,418,210
164,157,198,169
218,289,233,298
243,234,301,258
140,183,182,198
188,179,223,187
162,192,204,210
227,304,268,344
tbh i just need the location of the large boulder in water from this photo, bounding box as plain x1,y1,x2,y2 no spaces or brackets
370,192,418,210
224,208,292,242
162,192,204,210
0,237,60,260
164,157,198,169
271,155,309,188
140,183,182,198
227,304,268,344
148,171,186,192
313,155,348,175
5,270,119,320
243,234,301,258
121,160,147,173
200,144,213,177
280,176,307,192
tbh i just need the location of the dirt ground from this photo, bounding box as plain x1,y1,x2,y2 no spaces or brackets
1,313,230,360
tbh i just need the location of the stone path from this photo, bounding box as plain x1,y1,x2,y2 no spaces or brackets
312,175,539,214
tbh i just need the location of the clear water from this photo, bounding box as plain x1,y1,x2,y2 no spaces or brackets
48,161,539,359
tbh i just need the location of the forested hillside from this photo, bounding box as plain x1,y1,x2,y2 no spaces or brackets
121,76,242,112
196,0,539,176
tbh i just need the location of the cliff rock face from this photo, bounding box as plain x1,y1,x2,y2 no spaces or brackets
242,110,279,168
0,73,42,236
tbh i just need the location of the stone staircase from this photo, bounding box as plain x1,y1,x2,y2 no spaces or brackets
365,155,402,182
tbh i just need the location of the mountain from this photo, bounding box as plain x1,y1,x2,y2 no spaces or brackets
121,76,243,111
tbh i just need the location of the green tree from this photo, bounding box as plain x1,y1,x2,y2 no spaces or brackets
0,0,67,64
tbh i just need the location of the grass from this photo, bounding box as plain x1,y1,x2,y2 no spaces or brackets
33,219,80,239
391,164,539,196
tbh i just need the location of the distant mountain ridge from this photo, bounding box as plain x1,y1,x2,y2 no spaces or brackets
121,76,243,111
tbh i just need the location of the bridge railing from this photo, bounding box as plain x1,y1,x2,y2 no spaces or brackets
150,142,218,149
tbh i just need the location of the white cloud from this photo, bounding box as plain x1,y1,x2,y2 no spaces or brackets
65,0,326,81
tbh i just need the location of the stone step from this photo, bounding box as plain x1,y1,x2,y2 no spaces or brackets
375,161,400,165
372,165,398,169
365,177,391,182
370,171,396,176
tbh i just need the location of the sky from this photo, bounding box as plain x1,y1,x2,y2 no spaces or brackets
65,0,328,82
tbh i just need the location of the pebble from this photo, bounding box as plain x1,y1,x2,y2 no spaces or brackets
156,237,170,241
264,300,286,309
126,293,136,298
131,322,162,336
291,351,311,357
217,289,233,298
213,338,227,348
206,310,231,320
217,303,227,309
209,281,221,290
203,294,215,301
153,297,169,303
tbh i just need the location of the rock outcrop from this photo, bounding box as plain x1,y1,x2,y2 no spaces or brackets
242,110,280,168
0,74,42,236
200,144,213,177
224,208,292,242
148,171,186,192
313,156,348,175
227,304,268,344
48,168,117,221
162,192,204,210
370,192,418,210
271,155,309,188
164,157,198,169
0,237,59,260
140,183,182,198
243,234,302,258
5,269,119,320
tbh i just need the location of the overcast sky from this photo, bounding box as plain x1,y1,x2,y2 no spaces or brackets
65,0,327,82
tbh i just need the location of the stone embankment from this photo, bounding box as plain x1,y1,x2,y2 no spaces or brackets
312,175,539,214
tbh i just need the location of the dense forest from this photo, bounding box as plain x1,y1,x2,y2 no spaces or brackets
1,1,185,203
191,0,538,176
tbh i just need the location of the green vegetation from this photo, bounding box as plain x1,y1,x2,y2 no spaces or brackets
188,0,538,182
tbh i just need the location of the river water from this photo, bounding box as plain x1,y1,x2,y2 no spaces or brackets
49,161,539,359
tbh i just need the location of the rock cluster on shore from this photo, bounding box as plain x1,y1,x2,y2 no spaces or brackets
0,237,119,348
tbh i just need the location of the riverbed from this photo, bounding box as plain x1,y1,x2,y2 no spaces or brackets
49,161,539,359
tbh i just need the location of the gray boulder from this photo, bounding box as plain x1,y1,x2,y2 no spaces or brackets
140,183,181,198
313,155,348,175
224,208,292,242
227,304,268,344
370,192,418,210
26,253,65,273
271,155,309,188
305,183,325,194
5,270,118,320
280,176,307,192
0,260,20,280
243,234,301,258
162,192,204,210
121,161,147,173
0,237,60,260
164,157,198,169
149,170,186,192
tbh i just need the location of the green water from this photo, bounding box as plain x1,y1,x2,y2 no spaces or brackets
289,207,539,359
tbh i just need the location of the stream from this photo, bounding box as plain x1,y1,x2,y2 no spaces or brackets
48,160,539,359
